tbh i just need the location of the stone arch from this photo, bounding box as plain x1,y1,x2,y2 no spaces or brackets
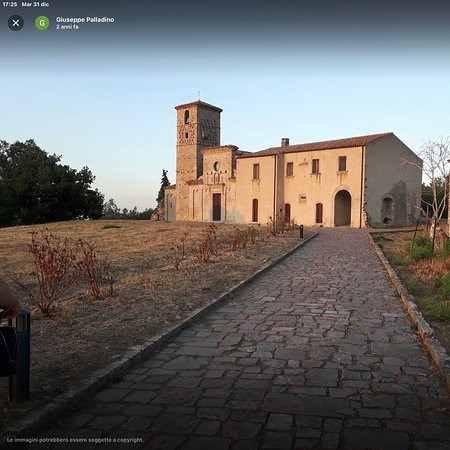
334,190,351,226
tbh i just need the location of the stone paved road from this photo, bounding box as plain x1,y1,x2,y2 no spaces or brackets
30,230,450,449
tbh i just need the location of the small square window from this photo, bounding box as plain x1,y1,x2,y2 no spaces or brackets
339,156,347,171
286,162,293,176
312,159,320,174
253,163,260,180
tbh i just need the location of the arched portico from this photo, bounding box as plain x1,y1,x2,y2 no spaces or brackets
334,190,351,226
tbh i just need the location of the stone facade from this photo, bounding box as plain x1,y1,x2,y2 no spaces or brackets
166,100,422,227
187,146,238,222
175,101,222,221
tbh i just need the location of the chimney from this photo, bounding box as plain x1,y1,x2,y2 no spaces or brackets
281,138,290,147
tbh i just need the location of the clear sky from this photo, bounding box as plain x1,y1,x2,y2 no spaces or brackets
1,0,449,209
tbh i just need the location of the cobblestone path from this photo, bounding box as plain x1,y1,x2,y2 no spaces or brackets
33,230,449,449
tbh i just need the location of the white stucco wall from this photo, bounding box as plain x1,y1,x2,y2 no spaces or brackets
281,146,365,227
234,155,277,224
164,189,177,221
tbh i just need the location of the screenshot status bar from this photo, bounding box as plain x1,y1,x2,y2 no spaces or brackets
3,1,116,31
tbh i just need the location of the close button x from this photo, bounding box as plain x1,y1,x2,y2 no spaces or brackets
8,15,24,31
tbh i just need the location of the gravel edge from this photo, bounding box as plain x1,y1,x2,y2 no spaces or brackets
369,232,450,392
1,232,317,443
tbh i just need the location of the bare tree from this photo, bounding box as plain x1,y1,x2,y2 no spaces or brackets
403,137,449,240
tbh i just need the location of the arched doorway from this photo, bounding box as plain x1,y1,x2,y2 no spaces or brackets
334,190,351,226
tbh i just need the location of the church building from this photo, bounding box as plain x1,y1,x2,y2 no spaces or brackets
165,100,422,228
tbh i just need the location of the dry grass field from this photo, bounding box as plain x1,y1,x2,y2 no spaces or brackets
373,230,450,355
0,219,309,427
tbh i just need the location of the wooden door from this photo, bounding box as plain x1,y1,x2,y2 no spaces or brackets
212,194,221,221
316,203,323,224
284,203,291,222
252,199,258,222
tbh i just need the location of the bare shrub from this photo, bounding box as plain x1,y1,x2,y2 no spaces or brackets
196,224,218,263
11,231,78,316
207,223,218,255
268,216,280,236
241,228,249,249
258,224,272,242
171,228,189,270
248,226,257,244
269,214,293,235
278,214,287,234
100,262,116,297
285,218,297,232
75,239,108,300
230,227,243,251
230,226,258,250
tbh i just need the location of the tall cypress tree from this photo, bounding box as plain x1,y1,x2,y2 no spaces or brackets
156,169,170,204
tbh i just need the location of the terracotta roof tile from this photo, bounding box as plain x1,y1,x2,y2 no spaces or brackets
201,145,238,153
175,100,223,113
238,132,393,159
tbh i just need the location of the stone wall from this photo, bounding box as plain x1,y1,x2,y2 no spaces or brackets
186,146,238,222
175,103,221,220
365,135,422,227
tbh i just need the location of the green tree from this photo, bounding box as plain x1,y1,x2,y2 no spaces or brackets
127,206,138,219
102,201,154,220
156,169,170,204
137,208,153,220
102,198,121,219
0,140,104,227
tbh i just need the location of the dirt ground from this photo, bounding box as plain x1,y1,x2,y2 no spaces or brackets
374,230,450,355
0,220,309,427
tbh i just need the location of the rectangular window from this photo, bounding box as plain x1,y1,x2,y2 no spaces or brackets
286,162,293,176
312,159,320,174
338,156,347,171
253,163,260,180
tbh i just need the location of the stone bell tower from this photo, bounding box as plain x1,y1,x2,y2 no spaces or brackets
175,100,222,220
